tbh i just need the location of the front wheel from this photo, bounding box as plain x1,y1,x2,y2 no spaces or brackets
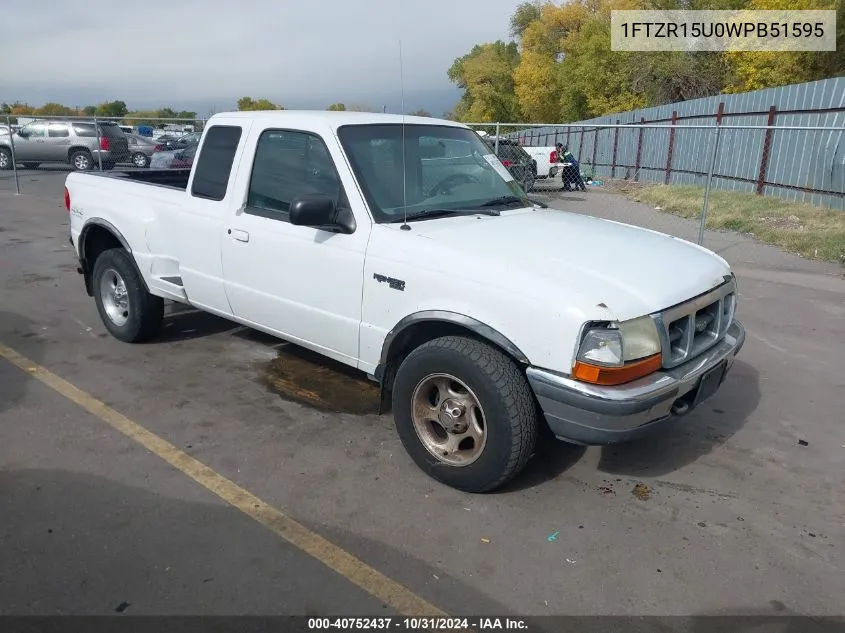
522,171,535,194
92,248,164,343
131,152,149,168
392,336,538,493
0,147,12,170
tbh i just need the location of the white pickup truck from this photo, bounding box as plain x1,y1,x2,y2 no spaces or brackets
65,111,745,493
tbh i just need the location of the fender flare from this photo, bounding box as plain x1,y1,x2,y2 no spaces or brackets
78,218,148,295
79,218,133,254
374,310,530,381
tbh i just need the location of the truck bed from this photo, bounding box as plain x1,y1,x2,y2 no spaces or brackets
103,168,192,190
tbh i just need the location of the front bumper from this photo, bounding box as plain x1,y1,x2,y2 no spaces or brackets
526,320,746,445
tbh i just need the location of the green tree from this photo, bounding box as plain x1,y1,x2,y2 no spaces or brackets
237,97,283,111
510,1,545,40
82,106,97,116
326,103,347,111
10,102,34,116
447,41,521,122
94,100,128,118
34,102,74,116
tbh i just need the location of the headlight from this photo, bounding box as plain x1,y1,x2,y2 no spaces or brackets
574,316,662,386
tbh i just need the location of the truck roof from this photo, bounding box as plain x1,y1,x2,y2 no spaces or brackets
206,110,467,130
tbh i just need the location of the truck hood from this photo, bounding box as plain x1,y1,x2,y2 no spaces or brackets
391,207,732,321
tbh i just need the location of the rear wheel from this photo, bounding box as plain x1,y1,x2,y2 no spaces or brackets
131,152,149,168
0,148,12,170
92,249,163,343
522,171,535,193
392,336,538,493
70,150,93,171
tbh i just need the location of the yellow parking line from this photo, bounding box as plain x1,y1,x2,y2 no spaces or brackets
0,342,447,617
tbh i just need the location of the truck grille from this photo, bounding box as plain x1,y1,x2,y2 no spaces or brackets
653,276,736,369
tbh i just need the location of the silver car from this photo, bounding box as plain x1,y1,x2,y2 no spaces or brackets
126,134,157,168
0,120,129,171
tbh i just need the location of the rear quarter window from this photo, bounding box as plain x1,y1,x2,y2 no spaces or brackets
190,125,243,201
72,123,123,138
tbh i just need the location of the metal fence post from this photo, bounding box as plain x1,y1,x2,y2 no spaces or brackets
494,123,500,155
93,117,103,171
634,117,645,181
6,115,20,195
665,110,678,184
611,120,619,178
699,123,723,246
756,105,777,195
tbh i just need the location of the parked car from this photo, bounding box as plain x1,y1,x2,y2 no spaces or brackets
125,134,157,168
522,145,565,181
64,111,745,493
154,131,202,152
0,120,129,171
149,143,196,169
481,136,537,193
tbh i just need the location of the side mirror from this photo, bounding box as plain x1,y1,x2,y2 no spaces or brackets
16,130,28,138
289,194,355,234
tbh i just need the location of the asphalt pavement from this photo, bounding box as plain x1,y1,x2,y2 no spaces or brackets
1,170,844,619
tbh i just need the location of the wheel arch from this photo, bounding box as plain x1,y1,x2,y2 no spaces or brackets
78,219,147,296
374,310,530,413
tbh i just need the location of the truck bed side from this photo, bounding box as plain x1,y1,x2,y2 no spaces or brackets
66,170,191,303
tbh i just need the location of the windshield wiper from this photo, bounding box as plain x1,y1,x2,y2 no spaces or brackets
394,208,501,223
478,195,530,208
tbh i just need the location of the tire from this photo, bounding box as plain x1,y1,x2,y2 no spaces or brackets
22,162,40,169
0,147,11,170
522,171,535,193
70,150,94,171
392,336,538,493
131,152,149,168
92,248,164,343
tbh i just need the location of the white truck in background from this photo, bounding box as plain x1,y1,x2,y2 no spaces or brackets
522,145,566,181
64,110,745,493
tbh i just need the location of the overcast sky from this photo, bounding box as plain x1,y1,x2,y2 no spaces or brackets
1,0,516,116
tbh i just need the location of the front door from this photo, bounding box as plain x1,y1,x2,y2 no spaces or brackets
14,121,48,161
220,127,368,366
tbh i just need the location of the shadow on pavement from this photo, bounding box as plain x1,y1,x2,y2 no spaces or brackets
0,468,513,618
497,437,587,493
597,360,761,477
150,306,240,344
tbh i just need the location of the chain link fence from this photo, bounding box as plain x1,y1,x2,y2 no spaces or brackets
469,121,845,244
1,115,206,194
3,114,843,250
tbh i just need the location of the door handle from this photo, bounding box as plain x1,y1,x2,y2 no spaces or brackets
228,228,249,243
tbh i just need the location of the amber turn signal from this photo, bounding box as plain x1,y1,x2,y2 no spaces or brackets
572,353,662,386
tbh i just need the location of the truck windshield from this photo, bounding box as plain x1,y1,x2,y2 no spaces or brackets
337,124,529,223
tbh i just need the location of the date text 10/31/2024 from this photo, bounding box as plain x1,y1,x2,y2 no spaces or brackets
307,617,529,630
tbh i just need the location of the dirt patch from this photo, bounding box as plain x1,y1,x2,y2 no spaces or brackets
632,483,652,501
758,215,804,231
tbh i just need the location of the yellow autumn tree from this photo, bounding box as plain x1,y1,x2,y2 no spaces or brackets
724,0,844,93
513,1,592,122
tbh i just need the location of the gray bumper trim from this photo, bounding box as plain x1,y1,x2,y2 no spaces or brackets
526,319,746,445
